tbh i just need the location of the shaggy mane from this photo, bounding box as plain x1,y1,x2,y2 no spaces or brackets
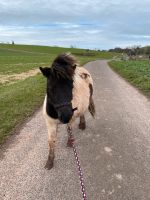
51,53,77,80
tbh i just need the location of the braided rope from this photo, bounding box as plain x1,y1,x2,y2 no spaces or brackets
67,126,87,200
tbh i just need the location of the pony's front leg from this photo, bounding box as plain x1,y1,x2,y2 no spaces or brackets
45,117,57,170
79,115,86,130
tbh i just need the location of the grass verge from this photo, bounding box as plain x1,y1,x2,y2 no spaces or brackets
108,60,150,97
0,75,46,143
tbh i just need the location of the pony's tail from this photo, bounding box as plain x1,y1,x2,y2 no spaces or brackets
88,97,96,118
88,83,95,118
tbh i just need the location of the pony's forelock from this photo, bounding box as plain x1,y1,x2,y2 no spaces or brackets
51,53,77,80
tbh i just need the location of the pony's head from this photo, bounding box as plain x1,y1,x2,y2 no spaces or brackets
40,53,77,124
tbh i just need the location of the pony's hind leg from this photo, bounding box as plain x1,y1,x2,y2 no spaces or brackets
88,84,96,118
79,115,86,130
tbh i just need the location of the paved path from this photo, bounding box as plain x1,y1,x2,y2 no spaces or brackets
0,60,150,200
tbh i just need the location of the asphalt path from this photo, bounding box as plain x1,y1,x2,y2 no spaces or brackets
0,60,150,200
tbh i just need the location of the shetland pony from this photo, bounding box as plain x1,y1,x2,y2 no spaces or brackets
40,53,95,170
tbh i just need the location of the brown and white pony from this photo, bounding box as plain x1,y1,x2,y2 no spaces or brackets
40,53,95,170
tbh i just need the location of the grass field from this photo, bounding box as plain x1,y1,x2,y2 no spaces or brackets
0,43,119,58
109,60,150,97
0,44,119,143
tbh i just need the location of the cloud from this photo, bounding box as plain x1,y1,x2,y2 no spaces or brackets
0,0,150,49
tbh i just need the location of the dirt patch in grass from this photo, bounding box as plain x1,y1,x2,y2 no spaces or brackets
0,69,40,85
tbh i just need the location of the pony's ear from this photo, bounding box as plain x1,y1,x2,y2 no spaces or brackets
72,64,77,70
39,67,51,78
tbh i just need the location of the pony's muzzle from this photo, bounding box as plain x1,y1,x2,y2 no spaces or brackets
58,110,73,124
59,114,72,124
57,107,77,124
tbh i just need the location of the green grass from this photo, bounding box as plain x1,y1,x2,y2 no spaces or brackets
0,63,45,75
0,44,119,75
0,75,46,143
0,43,120,143
0,44,86,54
0,43,119,59
109,60,150,97
0,43,113,55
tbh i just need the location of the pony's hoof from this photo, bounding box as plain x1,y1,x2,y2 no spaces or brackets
44,159,54,170
79,123,86,130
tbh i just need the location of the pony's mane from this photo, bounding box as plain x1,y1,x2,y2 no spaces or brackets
51,53,77,80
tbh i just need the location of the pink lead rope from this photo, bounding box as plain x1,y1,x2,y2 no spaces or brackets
67,126,87,200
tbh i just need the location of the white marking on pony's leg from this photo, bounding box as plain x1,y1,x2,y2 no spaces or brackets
44,116,58,170
46,117,57,146
43,96,58,169
43,96,57,144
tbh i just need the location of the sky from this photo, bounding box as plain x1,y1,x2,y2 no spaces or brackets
0,0,150,49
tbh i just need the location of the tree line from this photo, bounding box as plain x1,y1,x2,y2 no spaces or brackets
108,46,150,56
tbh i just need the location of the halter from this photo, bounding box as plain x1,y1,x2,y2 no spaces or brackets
53,102,78,112
53,102,71,109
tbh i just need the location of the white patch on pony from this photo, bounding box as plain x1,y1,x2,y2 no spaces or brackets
70,67,93,123
43,96,58,143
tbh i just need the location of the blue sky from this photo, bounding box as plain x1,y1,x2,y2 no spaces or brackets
0,0,150,49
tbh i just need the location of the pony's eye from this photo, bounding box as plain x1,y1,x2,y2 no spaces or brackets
72,107,78,112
